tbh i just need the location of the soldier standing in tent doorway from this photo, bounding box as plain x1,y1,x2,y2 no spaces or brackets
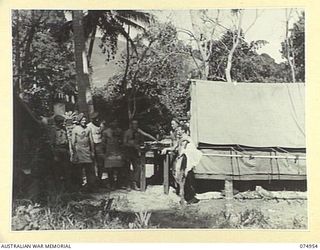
87,112,105,186
123,120,158,190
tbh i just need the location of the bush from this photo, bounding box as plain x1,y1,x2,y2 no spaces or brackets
211,208,270,229
12,194,160,230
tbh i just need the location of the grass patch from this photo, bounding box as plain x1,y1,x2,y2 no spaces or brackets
12,194,157,230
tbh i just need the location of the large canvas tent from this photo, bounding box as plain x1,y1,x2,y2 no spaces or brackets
190,80,306,180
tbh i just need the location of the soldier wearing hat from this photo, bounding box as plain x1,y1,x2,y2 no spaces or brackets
71,113,97,191
50,114,70,189
87,112,105,185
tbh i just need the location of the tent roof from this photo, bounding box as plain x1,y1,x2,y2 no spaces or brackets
14,93,42,130
190,80,305,149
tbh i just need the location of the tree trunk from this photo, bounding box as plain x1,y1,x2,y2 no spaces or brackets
123,25,135,123
189,10,210,80
203,61,209,80
225,45,237,82
72,10,94,116
122,25,131,91
87,25,97,66
225,11,243,83
127,87,136,122
21,10,38,89
13,10,22,92
285,10,296,83
286,38,296,83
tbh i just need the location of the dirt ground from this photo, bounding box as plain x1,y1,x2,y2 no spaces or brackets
11,184,307,230
91,185,308,229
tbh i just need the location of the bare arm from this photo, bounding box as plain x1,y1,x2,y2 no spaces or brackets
71,127,76,151
138,128,157,141
161,140,179,155
102,129,108,145
123,130,132,147
48,126,56,147
88,128,95,154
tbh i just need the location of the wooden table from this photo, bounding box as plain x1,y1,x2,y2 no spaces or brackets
139,147,172,194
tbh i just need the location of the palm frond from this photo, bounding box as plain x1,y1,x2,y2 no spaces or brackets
115,16,145,30
59,10,150,53
115,10,152,24
100,19,138,55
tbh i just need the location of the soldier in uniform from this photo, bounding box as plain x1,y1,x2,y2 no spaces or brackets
87,112,105,185
50,115,71,190
71,113,96,192
102,120,124,189
123,120,157,190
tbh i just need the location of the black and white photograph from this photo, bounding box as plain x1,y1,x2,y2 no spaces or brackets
12,8,306,230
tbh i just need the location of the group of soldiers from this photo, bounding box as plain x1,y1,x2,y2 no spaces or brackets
48,110,201,204
50,111,157,192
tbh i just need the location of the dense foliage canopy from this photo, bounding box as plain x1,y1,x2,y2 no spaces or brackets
12,9,305,124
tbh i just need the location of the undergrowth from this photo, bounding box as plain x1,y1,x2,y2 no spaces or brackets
12,194,156,230
12,195,307,230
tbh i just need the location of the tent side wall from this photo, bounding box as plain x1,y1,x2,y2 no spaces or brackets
13,94,42,170
190,80,306,181
194,148,306,180
13,94,43,196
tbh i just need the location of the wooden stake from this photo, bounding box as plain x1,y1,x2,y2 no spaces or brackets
225,179,234,214
163,153,170,194
140,152,146,192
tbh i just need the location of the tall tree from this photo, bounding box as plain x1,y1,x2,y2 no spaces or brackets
12,10,76,116
224,9,261,82
12,10,68,92
281,10,305,82
64,10,151,115
178,10,222,79
61,10,151,65
179,9,260,82
101,21,193,127
284,9,296,83
208,29,272,83
225,9,243,82
72,10,93,116
88,10,151,65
